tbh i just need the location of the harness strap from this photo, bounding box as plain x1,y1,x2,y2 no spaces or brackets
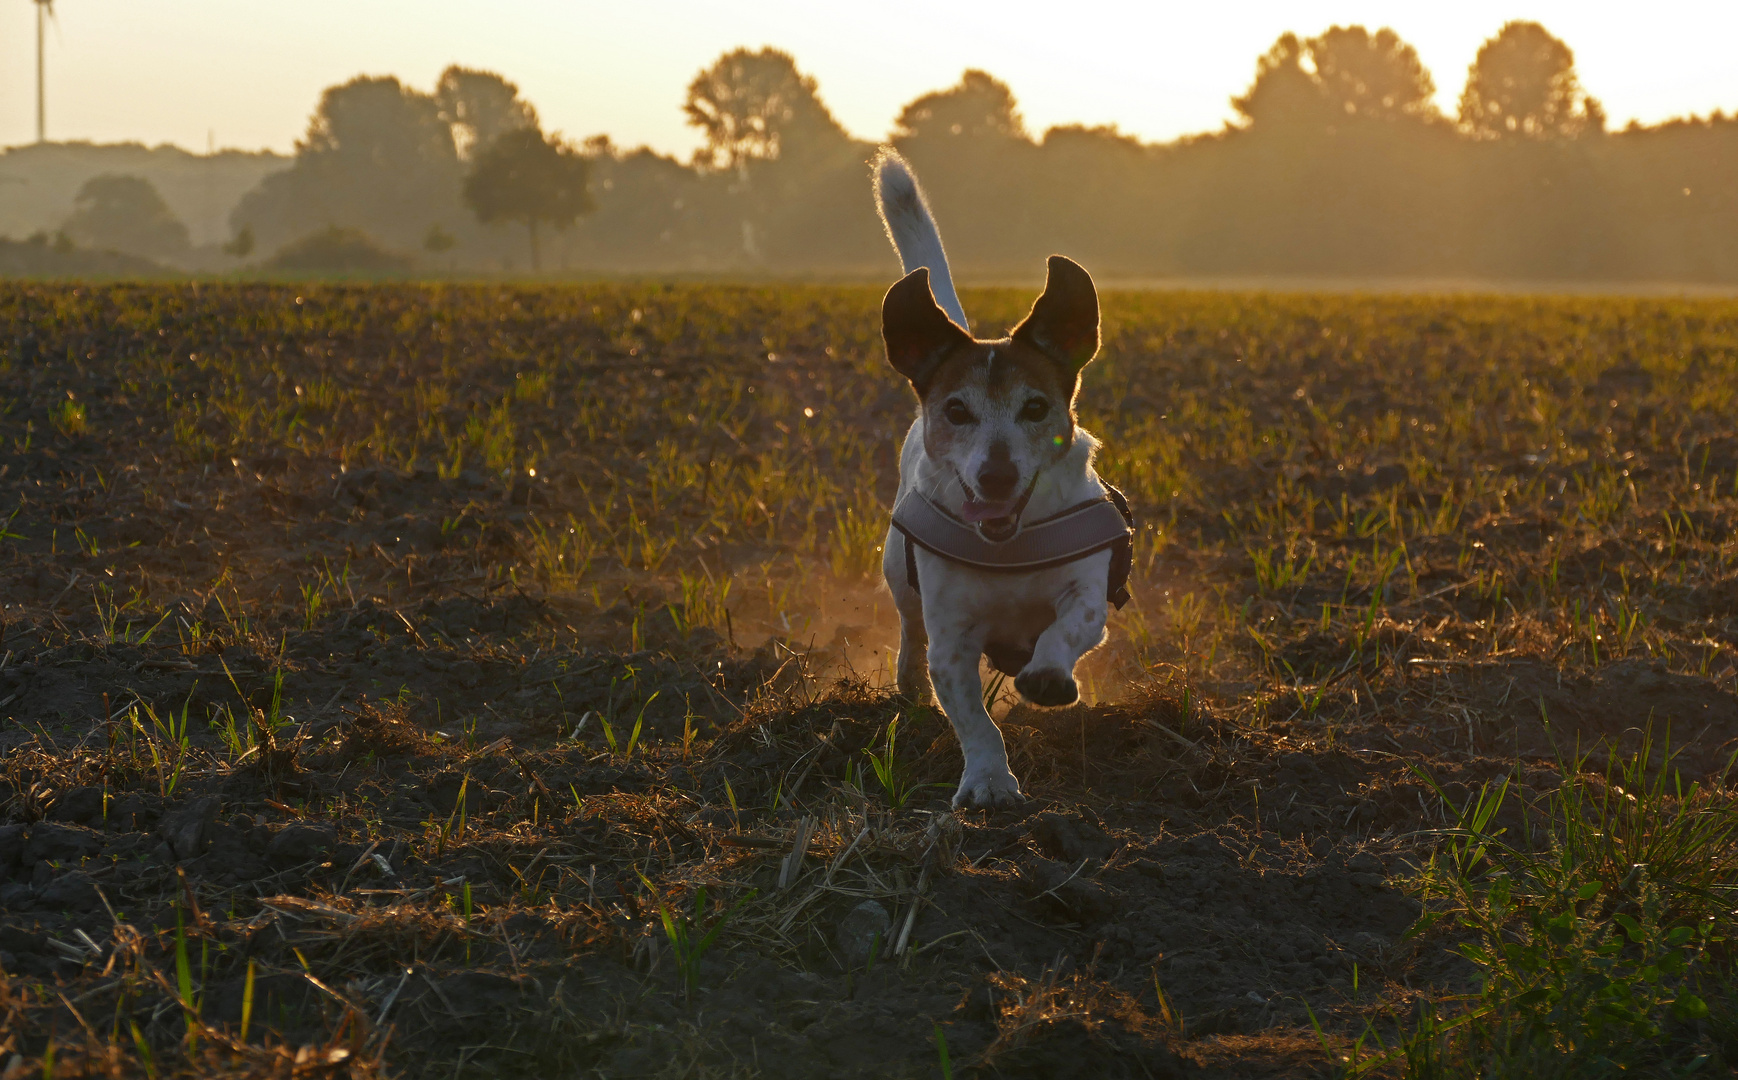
905,525,920,597
1103,483,1134,609
893,482,1135,609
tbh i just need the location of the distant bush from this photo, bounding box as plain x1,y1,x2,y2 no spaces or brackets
60,174,191,260
265,226,411,274
0,233,168,278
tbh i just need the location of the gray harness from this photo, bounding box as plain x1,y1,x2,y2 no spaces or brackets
890,483,1135,609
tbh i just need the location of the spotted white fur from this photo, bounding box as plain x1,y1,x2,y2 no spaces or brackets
873,149,1116,809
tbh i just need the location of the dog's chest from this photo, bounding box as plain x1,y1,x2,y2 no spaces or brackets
915,549,1106,643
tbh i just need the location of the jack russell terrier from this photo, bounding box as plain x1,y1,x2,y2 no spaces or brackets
872,148,1134,809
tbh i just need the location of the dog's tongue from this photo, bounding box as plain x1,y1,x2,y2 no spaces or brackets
961,499,1015,524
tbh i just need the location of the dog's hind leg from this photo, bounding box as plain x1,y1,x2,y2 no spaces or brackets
896,609,935,705
882,528,934,704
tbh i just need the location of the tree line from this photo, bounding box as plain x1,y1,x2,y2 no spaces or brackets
53,21,1738,281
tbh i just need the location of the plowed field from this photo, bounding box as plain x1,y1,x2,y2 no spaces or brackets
3,283,1738,1077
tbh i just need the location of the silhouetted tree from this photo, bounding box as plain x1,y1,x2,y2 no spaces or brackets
463,128,593,270
684,48,848,171
1236,27,1436,127
1234,34,1333,128
1459,21,1604,139
60,174,190,258
894,69,1029,145
885,71,1040,270
197,39,1738,283
437,66,539,160
1308,26,1437,121
299,76,456,164
231,75,461,254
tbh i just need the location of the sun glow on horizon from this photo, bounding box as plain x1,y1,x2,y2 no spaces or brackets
1,1,1734,158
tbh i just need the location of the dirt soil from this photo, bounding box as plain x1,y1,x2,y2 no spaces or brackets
4,283,1738,1078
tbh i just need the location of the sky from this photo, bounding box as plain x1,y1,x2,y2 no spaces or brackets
2,1,1736,158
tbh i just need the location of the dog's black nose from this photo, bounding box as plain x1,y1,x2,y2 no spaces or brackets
977,459,1019,501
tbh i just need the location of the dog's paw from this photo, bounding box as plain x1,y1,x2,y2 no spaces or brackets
952,768,1024,809
1015,667,1079,707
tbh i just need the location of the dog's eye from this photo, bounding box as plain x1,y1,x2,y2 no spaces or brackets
943,400,974,425
1019,398,1050,422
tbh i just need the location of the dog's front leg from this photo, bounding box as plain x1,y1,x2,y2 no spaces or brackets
1015,573,1108,707
924,610,1022,808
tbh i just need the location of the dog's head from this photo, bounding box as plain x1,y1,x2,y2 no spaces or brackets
882,255,1100,528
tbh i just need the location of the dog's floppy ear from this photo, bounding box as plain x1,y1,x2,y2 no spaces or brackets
1011,255,1099,375
883,266,971,394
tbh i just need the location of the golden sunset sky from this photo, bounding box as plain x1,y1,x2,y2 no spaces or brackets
3,1,1733,155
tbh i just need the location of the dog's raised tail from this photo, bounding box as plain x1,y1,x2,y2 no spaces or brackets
872,148,969,332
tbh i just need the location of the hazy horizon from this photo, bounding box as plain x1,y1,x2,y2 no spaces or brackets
4,1,1738,158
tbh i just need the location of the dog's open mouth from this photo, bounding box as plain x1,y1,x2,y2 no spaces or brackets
962,499,1021,539
961,499,1017,525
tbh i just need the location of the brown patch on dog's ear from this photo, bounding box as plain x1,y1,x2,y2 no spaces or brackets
1011,255,1099,375
883,267,971,394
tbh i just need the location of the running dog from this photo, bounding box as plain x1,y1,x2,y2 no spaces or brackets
873,149,1134,809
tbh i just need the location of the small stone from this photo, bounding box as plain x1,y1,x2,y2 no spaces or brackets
52,786,104,825
268,824,337,866
836,900,892,967
0,823,24,876
1349,932,1390,962
158,796,220,861
36,871,101,912
25,824,98,865
1346,851,1383,874
1030,811,1112,863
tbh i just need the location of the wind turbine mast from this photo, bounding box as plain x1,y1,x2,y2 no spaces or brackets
34,0,53,143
